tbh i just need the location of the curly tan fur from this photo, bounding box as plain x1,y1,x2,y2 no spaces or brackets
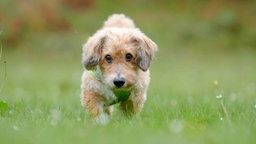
81,14,157,124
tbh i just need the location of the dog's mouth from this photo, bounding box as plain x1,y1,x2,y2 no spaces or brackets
112,88,132,96
112,84,134,90
106,88,133,106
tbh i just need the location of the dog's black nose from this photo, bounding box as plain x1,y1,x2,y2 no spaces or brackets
113,78,125,88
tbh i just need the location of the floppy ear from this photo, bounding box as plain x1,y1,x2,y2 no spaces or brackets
135,35,158,71
82,32,106,70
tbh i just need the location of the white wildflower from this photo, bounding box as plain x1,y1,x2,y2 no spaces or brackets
169,119,183,133
13,125,19,131
77,117,81,122
8,110,13,115
216,94,223,100
50,109,62,126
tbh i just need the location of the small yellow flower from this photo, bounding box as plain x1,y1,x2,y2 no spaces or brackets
214,80,219,86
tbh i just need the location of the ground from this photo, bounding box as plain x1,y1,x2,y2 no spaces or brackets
1,1,256,144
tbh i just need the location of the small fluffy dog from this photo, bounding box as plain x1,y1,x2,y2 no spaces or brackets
81,14,157,123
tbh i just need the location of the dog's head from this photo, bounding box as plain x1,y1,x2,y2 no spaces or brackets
82,28,157,89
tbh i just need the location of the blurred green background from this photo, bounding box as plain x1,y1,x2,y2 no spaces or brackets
1,0,256,144
1,0,256,93
1,0,256,97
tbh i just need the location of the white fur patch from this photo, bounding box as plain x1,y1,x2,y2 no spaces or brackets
81,71,116,106
95,113,110,124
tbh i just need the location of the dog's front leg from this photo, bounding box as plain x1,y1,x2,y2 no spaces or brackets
81,89,112,124
120,92,146,117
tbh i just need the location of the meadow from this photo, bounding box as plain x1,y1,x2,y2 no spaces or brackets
1,1,256,144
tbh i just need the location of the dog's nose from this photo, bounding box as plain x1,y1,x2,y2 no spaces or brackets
113,78,125,88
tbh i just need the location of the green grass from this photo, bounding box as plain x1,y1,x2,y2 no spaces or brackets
1,37,256,144
1,1,256,144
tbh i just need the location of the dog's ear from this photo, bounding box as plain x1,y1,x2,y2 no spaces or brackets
82,32,106,70
134,35,158,72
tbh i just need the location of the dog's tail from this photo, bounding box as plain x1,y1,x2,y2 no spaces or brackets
103,14,135,28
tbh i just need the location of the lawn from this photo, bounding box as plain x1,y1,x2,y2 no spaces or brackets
1,1,256,144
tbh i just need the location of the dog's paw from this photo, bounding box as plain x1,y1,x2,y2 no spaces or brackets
95,113,110,125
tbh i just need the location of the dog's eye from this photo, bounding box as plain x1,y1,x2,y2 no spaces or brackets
105,55,112,63
125,53,133,62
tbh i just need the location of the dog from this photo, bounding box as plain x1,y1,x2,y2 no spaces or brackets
81,14,157,123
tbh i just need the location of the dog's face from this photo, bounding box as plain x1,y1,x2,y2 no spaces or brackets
83,28,157,89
